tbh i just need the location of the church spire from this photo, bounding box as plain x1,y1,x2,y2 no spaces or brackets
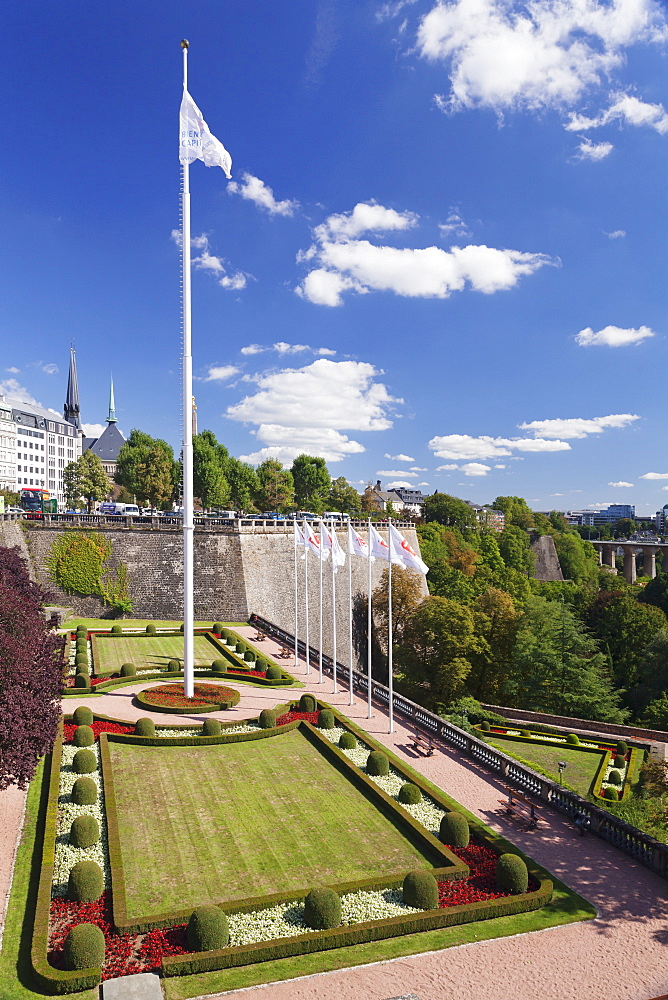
64,346,81,429
107,374,117,423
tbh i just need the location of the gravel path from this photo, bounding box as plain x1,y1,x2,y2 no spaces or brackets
1,625,667,1000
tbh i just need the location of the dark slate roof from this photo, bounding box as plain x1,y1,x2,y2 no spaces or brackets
85,422,125,462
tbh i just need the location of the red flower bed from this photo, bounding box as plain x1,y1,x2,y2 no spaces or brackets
63,721,133,743
141,683,235,708
437,838,540,907
227,667,267,678
275,710,320,726
48,891,188,980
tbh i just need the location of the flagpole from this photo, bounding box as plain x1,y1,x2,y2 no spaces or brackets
347,523,354,706
293,523,299,670
180,39,194,699
318,519,324,684
331,522,338,695
303,520,310,675
367,517,373,718
387,518,394,734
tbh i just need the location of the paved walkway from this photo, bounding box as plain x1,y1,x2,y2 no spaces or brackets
2,626,667,1000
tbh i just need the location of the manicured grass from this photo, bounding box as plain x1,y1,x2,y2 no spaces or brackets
483,736,604,797
94,634,220,674
107,729,436,922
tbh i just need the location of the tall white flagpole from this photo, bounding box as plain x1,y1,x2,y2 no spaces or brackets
293,524,299,670
181,40,194,699
367,517,373,718
347,523,354,706
303,520,310,675
318,520,324,684
331,522,338,695
387,518,394,734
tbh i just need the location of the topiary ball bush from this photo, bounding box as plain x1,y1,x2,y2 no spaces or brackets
75,653,88,667
317,709,335,730
616,740,628,757
146,624,157,635
339,732,357,750
304,887,341,929
244,651,256,663
211,659,227,673
398,782,422,804
439,811,470,847
111,625,123,635
167,658,180,672
496,853,528,894
72,749,97,774
520,729,531,738
75,640,87,653
72,706,93,727
69,814,100,849
76,625,87,635
135,717,155,737
402,870,439,910
604,786,619,800
73,725,95,748
259,708,277,729
187,905,229,952
213,622,224,634
179,623,185,633
75,663,90,677
608,769,622,785
202,719,221,737
71,777,97,805
74,673,91,689
613,754,626,769
63,923,105,971
366,750,389,776
479,720,491,732
67,860,104,902
120,662,136,677
299,693,317,712
266,664,283,680
566,733,581,746
235,641,245,653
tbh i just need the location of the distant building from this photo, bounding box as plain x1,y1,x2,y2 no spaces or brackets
83,377,125,488
464,501,505,531
363,481,426,515
565,503,636,527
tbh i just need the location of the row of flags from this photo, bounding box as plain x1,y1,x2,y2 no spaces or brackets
294,520,429,576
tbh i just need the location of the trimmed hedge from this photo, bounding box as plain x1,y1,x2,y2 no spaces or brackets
67,860,104,902
202,719,222,737
72,706,93,727
135,717,156,737
73,725,94,748
318,709,335,730
63,923,105,971
613,754,626,769
120,662,136,677
479,720,491,732
146,624,157,635
213,622,224,633
402,869,439,910
168,658,181,672
212,659,227,672
366,750,389,776
604,786,620,800
496,854,528,894
111,625,123,635
72,749,96,774
259,709,277,730
439,812,470,848
69,815,100,849
71,777,97,805
339,732,356,751
74,673,90,689
398,782,422,805
265,664,283,680
304,888,341,929
566,733,581,746
608,769,622,786
299,693,317,712
187,906,229,951
616,740,629,756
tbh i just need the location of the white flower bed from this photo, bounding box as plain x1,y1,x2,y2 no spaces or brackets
53,742,109,897
156,723,260,738
67,638,93,677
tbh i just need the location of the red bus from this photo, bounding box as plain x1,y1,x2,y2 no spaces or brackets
20,488,53,519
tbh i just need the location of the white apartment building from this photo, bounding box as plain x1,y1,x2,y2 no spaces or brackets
0,401,18,493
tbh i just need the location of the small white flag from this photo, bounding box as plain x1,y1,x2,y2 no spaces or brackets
320,522,345,570
348,522,373,560
389,523,429,575
369,523,403,565
179,90,232,177
304,520,329,560
294,521,307,558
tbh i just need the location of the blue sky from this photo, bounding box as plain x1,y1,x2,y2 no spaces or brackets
2,0,667,513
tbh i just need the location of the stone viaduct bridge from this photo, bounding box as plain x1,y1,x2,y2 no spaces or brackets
591,539,668,584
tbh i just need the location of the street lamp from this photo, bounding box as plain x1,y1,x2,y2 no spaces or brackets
558,761,567,785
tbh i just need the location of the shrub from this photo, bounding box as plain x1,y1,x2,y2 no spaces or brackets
339,732,356,750
75,664,90,678
402,870,439,910
398,782,422,804
604,786,619,800
67,860,104,902
496,854,528,894
304,887,341,929
75,639,87,653
613,754,626,769
299,693,317,712
75,653,88,667
111,625,123,635
202,719,221,736
74,673,90,689
71,777,97,805
616,740,628,757
244,651,255,662
213,622,224,634
146,624,157,635
72,749,96,774
168,658,180,672
566,733,581,746
179,623,185,633
63,923,105,971
72,706,93,726
608,769,622,786
479,720,491,732
259,708,277,729
316,709,334,730
120,662,136,677
439,811,469,847
75,626,87,636
135,717,155,737
186,905,229,952
73,725,95,748
235,641,244,653
69,814,100,848
266,664,282,680
366,750,389,776
211,659,227,673
520,729,531,738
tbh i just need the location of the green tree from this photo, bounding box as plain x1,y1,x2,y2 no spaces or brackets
490,496,535,530
63,452,110,512
0,488,19,507
466,588,519,702
193,431,230,510
115,430,176,509
254,459,294,513
372,564,425,651
638,572,668,617
498,524,534,575
327,476,361,514
360,484,379,514
423,493,477,531
291,454,331,513
614,518,636,538
225,457,259,513
629,629,668,715
586,590,667,691
553,531,599,585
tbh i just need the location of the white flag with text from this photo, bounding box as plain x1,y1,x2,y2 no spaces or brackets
348,522,372,560
369,523,403,565
389,523,429,575
179,90,232,177
304,520,329,560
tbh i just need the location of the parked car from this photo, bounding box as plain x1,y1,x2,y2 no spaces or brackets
7,506,24,514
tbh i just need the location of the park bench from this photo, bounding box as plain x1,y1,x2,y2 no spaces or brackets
498,788,541,830
411,730,436,757
251,632,265,641
277,647,293,659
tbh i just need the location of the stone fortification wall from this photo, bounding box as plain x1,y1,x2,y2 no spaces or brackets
531,534,564,582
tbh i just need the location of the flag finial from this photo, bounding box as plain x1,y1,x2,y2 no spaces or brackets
181,39,189,49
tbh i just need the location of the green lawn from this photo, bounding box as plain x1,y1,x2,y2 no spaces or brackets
94,634,221,674
483,736,604,797
107,729,436,922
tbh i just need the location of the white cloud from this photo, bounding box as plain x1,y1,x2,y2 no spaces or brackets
227,172,299,217
518,413,640,438
410,466,428,471
438,210,471,237
418,0,667,115
461,462,491,476
228,359,401,464
608,481,634,487
314,201,418,242
296,269,365,307
173,231,248,292
5,366,19,374
428,433,570,460
219,272,248,291
494,463,506,468
316,347,337,356
418,481,430,486
640,472,668,480
605,229,626,239
436,463,459,470
385,453,415,462
576,138,614,160
204,365,240,382
240,344,265,355
240,342,337,357
30,361,59,375
377,469,419,477
387,480,415,488
376,0,418,22
0,379,39,405
565,93,668,134
82,422,106,438
575,324,655,347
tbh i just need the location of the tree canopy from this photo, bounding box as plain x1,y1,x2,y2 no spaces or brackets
115,430,176,508
63,451,110,512
423,493,478,531
291,454,331,513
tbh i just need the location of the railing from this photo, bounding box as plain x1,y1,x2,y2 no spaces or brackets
13,513,414,531
250,613,668,881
